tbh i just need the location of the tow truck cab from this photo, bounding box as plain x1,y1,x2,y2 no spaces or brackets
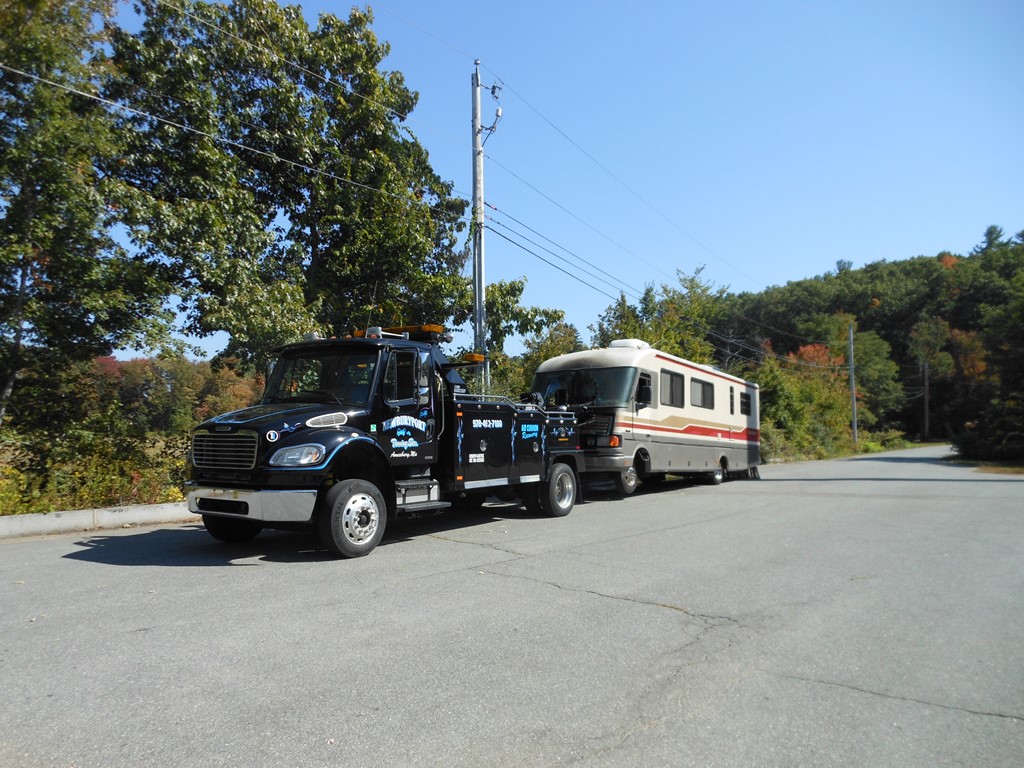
187,325,583,558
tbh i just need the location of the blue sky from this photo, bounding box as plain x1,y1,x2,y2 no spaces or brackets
312,0,1023,350
126,1,1024,356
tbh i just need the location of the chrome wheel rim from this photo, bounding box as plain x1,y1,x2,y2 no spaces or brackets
341,493,379,544
554,472,575,510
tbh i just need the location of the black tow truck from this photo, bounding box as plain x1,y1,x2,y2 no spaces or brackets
187,325,584,557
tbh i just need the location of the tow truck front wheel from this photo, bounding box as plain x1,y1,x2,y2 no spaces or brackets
319,479,387,558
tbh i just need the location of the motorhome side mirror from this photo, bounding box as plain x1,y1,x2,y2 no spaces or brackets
637,384,653,406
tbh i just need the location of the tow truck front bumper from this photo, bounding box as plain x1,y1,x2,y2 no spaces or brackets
187,484,319,523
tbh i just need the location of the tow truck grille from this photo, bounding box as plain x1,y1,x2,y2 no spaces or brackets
192,431,259,470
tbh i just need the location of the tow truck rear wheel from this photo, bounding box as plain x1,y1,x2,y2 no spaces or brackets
540,463,577,517
319,479,387,558
202,514,263,543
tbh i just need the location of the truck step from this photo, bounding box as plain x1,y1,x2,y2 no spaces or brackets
396,500,452,516
395,479,438,491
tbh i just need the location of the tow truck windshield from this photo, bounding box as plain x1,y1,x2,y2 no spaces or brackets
264,349,379,405
531,366,637,409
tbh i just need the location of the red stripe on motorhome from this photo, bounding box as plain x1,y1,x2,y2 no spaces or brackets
616,421,760,442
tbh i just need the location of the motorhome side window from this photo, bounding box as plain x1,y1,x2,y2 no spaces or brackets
383,350,416,403
740,391,752,416
660,370,684,407
690,378,714,410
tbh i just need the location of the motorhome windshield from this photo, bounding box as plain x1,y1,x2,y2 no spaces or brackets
264,349,379,405
531,367,637,409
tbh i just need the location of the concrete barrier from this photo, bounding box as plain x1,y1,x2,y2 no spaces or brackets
0,502,199,540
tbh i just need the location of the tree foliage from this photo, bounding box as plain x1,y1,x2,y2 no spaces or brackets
0,351,260,514
590,268,725,364
105,0,470,366
0,0,172,422
2,0,1022,515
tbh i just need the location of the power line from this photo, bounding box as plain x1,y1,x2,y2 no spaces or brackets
486,217,642,301
8,56,842,368
485,226,619,302
151,2,682,295
479,65,766,290
483,153,672,278
484,205,645,300
0,62,468,226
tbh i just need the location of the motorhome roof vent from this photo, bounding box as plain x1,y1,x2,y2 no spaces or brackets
609,339,650,350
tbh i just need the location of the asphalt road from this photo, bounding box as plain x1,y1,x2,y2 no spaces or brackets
2,445,1022,767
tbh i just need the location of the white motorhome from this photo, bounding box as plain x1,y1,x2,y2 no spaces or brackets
531,339,760,493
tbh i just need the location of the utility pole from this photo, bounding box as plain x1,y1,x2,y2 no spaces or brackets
471,60,488,388
471,60,500,390
848,323,858,446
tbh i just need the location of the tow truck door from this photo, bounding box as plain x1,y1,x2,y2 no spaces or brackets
375,347,437,467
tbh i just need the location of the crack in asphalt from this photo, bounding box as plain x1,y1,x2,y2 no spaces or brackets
426,533,531,559
783,674,1024,721
427,505,755,560
425,532,747,626
483,567,742,626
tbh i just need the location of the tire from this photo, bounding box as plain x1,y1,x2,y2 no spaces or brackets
614,464,639,495
202,514,263,543
707,464,725,485
318,479,387,558
540,463,576,517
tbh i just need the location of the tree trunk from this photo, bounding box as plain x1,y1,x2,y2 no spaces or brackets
0,255,29,426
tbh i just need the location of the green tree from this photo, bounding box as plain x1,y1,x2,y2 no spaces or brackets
852,330,903,429
106,0,469,367
590,268,724,363
590,288,652,348
0,0,171,423
961,269,1024,459
483,278,564,356
971,225,1006,256
516,321,584,396
908,316,954,440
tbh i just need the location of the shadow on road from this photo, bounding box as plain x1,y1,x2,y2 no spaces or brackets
61,501,573,568
845,453,958,465
61,475,717,568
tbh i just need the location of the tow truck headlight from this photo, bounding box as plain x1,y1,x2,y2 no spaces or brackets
269,444,327,466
